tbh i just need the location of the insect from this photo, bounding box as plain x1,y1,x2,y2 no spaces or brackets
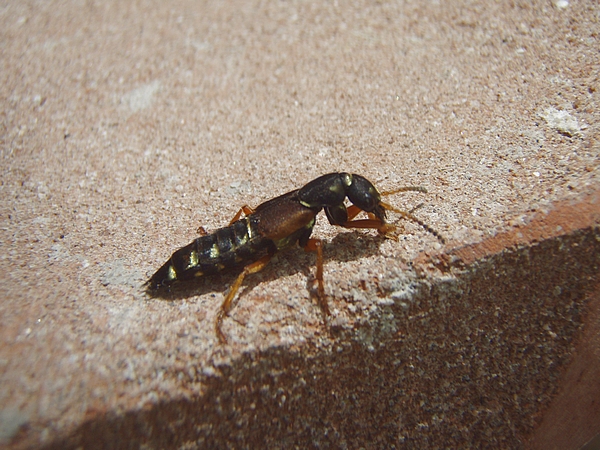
147,172,443,343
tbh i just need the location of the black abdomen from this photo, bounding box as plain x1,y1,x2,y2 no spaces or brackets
147,217,274,290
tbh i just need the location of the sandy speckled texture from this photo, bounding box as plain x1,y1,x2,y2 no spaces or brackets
1,0,599,448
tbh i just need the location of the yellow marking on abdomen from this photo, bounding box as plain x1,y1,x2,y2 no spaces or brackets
246,219,253,240
186,250,199,270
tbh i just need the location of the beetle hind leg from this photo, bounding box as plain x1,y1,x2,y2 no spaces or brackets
304,238,329,319
228,205,255,225
215,253,272,344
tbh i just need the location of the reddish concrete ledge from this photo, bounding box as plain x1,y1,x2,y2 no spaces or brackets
429,190,600,449
8,190,595,449
430,188,600,270
528,286,600,450
428,189,600,449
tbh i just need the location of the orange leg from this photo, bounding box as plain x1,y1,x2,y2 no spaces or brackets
345,204,363,221
215,253,272,344
197,205,254,235
228,205,255,225
304,238,329,318
337,205,395,234
342,190,432,238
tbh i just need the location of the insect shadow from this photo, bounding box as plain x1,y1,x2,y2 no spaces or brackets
145,229,389,303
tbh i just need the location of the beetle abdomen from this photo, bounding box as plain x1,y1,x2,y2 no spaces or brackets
147,217,274,290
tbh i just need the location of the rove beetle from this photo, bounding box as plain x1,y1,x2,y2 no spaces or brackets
147,172,443,343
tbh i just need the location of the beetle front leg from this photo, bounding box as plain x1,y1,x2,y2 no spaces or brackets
331,205,391,234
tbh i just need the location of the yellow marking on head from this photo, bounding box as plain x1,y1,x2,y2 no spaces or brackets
167,265,177,281
329,182,344,194
341,173,353,187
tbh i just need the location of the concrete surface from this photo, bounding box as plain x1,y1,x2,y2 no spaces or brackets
1,0,599,448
